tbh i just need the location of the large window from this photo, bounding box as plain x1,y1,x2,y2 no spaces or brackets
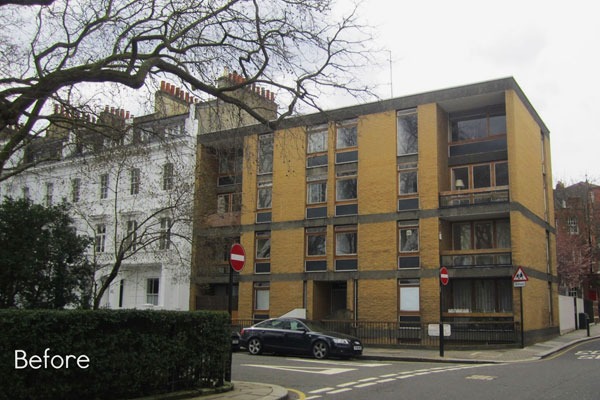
45,182,53,206
255,231,271,260
125,220,137,251
130,168,140,195
217,192,242,213
306,227,326,257
445,278,512,313
95,224,106,253
336,120,357,149
307,181,327,204
336,170,357,201
307,125,328,154
100,174,109,199
399,223,419,253
71,178,81,203
399,279,420,312
335,225,357,256
258,134,274,174
451,161,508,191
162,163,174,191
254,282,270,312
257,182,272,209
146,278,159,306
397,109,418,156
452,219,511,250
398,163,418,195
451,109,506,142
159,217,171,250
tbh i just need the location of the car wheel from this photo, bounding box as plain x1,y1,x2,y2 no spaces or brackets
312,340,329,359
247,338,263,355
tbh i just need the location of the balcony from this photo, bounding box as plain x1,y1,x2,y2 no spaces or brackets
441,250,512,268
440,188,509,208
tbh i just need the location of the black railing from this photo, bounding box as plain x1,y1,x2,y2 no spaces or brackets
231,319,519,348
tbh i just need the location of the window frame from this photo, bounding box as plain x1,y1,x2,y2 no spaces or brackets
71,178,81,203
397,109,418,156
451,219,511,250
146,277,159,306
95,224,106,253
335,119,358,150
255,231,271,261
162,163,174,191
100,173,109,199
130,168,140,195
450,108,507,143
307,180,327,205
335,225,358,257
159,217,172,250
306,227,327,258
257,133,274,175
450,161,509,191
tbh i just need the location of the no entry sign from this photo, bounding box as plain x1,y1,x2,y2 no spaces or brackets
229,243,246,272
440,267,449,286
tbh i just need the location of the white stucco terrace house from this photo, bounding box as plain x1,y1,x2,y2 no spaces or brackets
0,84,199,310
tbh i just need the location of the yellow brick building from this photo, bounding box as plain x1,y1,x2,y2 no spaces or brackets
192,77,558,345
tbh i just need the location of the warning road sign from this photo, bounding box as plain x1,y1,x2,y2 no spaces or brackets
512,267,528,287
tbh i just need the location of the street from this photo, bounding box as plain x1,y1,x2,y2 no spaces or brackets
232,338,600,399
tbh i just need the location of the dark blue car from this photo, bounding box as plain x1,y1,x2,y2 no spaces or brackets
240,318,363,359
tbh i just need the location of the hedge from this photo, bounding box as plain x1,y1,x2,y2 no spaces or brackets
0,309,230,400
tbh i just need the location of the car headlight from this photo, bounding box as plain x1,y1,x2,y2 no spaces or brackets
332,338,350,345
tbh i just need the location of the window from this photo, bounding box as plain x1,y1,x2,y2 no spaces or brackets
146,278,159,305
258,134,274,174
397,109,418,156
307,181,327,204
255,231,271,260
445,278,512,313
451,161,509,190
217,192,242,213
450,108,506,142
336,170,357,201
125,220,137,251
399,223,419,253
452,219,511,250
257,182,272,209
100,174,109,199
22,186,29,199
45,182,53,206
306,227,326,257
307,125,328,154
399,279,420,312
336,120,357,149
254,282,270,312
568,217,579,234
335,225,357,256
398,163,418,195
95,224,106,253
71,178,81,203
162,163,174,191
159,217,171,250
218,148,243,186
130,168,140,195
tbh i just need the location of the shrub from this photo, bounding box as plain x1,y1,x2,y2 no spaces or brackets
0,309,230,400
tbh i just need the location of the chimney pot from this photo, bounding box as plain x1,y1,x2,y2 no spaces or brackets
161,81,166,91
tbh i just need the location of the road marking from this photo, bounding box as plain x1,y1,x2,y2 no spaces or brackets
376,378,396,383
466,375,497,381
288,358,391,368
309,387,335,394
242,364,356,375
337,382,358,387
287,388,306,399
355,382,378,388
358,377,378,382
328,388,353,394
380,373,397,378
305,397,321,400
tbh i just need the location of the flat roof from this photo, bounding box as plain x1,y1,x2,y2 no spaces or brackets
198,77,549,144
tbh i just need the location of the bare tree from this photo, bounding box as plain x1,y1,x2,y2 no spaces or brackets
0,0,374,181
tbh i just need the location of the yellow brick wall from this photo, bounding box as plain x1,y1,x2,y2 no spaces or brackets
272,127,306,222
271,228,304,274
418,103,442,210
358,221,396,271
506,90,546,220
357,112,397,215
241,135,258,226
270,281,304,317
358,279,397,321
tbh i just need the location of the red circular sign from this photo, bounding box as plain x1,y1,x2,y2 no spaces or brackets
229,243,246,272
440,267,449,286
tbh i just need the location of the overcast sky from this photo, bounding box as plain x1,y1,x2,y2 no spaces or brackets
332,0,599,185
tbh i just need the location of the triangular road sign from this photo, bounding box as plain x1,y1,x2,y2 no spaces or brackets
512,267,529,282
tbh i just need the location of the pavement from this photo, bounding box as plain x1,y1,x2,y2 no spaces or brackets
200,323,600,400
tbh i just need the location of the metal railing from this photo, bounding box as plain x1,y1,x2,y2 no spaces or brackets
231,319,519,348
439,188,509,208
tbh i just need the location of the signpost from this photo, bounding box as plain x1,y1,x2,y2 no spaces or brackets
227,243,246,382
512,266,528,348
439,267,449,357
